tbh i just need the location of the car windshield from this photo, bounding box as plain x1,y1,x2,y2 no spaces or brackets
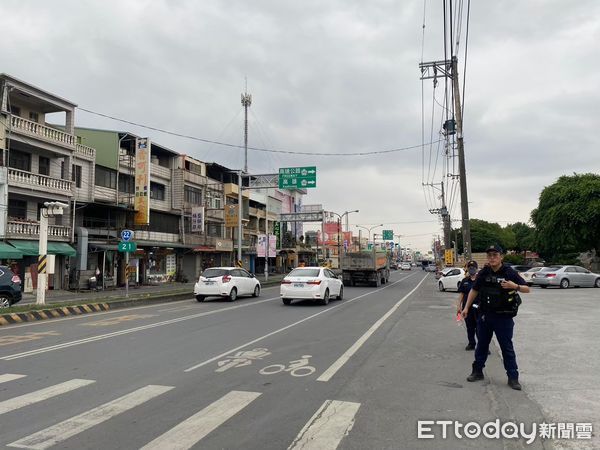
288,268,321,277
202,268,229,278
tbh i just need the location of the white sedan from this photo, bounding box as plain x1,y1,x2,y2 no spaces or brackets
280,267,343,306
194,267,260,302
438,267,466,292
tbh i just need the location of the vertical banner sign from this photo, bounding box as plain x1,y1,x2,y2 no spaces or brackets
134,138,151,226
191,207,205,233
268,234,277,257
257,234,267,258
273,222,281,249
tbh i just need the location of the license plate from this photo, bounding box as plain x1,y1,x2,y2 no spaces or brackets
294,283,304,288
204,281,215,285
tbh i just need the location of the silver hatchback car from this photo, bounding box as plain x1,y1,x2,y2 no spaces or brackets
531,265,600,289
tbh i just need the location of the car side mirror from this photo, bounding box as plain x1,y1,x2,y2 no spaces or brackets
250,273,255,278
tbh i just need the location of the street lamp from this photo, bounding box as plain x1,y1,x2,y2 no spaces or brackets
37,201,68,305
329,210,359,267
355,224,383,249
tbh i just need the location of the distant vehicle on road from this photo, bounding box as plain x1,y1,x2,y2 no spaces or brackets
390,261,399,270
341,250,390,287
400,262,411,271
280,267,343,306
425,264,437,272
438,268,466,292
521,267,543,286
0,265,22,308
531,265,600,289
194,267,260,302
436,267,455,280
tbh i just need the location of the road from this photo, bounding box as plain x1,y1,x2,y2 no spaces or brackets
0,270,596,449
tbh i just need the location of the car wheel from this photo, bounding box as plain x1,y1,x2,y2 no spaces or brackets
560,278,569,289
0,295,11,308
337,286,344,300
438,281,445,292
282,298,292,305
195,295,205,302
252,285,260,297
229,287,238,302
320,289,330,305
595,278,600,288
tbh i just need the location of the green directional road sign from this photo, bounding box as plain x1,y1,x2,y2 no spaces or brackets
118,241,137,253
278,166,317,189
382,230,394,240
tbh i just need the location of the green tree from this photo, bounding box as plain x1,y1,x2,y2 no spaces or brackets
453,219,516,253
506,222,535,252
531,173,600,260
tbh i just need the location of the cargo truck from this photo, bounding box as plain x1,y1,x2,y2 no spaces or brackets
341,250,390,287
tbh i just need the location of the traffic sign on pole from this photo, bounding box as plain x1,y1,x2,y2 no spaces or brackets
382,230,393,240
118,241,137,253
121,229,134,242
278,166,317,189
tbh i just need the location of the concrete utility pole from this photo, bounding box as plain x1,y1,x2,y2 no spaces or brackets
452,56,471,260
237,170,243,264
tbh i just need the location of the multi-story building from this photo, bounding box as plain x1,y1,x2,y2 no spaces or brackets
0,74,95,291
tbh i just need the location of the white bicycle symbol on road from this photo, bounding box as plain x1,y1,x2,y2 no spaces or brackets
259,355,316,377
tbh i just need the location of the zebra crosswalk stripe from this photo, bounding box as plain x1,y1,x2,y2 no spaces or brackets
8,384,174,450
0,374,27,384
140,390,261,450
0,379,95,416
288,400,361,450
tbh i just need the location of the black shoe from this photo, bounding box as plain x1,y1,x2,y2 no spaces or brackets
465,344,476,351
508,378,522,390
467,363,484,382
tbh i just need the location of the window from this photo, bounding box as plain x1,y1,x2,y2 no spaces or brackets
8,150,31,172
95,166,117,189
150,182,165,201
9,105,21,117
206,222,222,238
118,174,134,194
72,164,82,188
184,186,203,205
29,112,39,123
39,156,50,176
8,199,27,219
185,160,203,175
213,196,222,209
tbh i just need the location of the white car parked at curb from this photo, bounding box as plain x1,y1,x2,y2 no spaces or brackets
194,267,260,302
280,267,343,306
438,267,466,292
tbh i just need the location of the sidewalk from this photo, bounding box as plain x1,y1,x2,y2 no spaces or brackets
18,273,287,306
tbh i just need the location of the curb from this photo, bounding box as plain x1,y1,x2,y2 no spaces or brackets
0,281,283,326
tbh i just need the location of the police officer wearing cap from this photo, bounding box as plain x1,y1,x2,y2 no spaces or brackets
456,260,479,350
461,244,530,390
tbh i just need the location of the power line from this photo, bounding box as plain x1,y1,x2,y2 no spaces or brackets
77,107,441,157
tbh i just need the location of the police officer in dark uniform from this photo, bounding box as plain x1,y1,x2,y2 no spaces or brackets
461,245,530,390
456,260,479,350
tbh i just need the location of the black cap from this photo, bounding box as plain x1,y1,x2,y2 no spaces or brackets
466,260,478,268
485,244,503,254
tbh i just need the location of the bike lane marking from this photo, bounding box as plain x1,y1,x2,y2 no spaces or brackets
316,274,428,382
183,273,419,373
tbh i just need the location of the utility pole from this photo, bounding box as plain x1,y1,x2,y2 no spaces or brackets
241,88,252,174
452,56,471,260
238,86,252,267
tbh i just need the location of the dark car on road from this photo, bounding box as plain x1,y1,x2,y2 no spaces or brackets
0,265,22,308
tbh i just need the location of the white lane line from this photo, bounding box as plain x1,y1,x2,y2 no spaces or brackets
0,379,95,415
288,400,361,450
0,373,27,384
0,286,281,330
184,274,416,373
317,274,428,382
140,390,261,450
8,384,173,450
0,297,281,361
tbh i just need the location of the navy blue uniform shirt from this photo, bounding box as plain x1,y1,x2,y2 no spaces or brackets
472,263,527,291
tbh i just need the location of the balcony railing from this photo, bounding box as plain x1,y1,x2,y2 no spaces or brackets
11,116,76,148
75,143,95,160
8,167,73,195
134,230,180,243
7,220,71,241
151,163,171,179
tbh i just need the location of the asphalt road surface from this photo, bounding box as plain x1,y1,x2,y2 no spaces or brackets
1,270,597,449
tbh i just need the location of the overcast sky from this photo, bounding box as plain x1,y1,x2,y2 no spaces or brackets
2,0,599,252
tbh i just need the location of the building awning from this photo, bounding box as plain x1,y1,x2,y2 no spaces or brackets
0,242,23,259
8,240,76,257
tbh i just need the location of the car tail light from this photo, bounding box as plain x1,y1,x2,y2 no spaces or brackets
306,280,322,285
281,280,292,284
546,274,556,278
222,275,232,283
12,275,21,284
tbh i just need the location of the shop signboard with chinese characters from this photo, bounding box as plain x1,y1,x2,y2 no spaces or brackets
224,204,239,228
273,222,281,248
134,138,151,226
269,235,276,257
257,234,267,258
191,207,204,233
